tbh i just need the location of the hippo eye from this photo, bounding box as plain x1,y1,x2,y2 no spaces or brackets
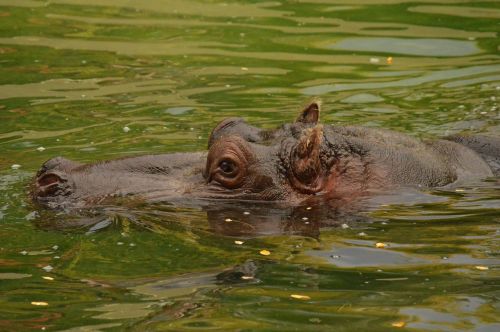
218,159,238,177
205,136,254,189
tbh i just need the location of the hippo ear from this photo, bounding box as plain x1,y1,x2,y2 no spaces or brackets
290,125,325,194
296,99,321,124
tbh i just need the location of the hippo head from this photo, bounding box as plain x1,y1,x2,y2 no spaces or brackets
200,100,340,202
33,100,375,209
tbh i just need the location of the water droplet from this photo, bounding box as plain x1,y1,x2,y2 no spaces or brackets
290,294,311,300
42,265,53,272
31,301,48,306
392,321,406,328
25,211,39,220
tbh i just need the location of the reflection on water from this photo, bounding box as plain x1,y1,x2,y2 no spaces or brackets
326,37,480,56
409,5,500,19
301,64,500,95
49,0,289,18
0,0,499,331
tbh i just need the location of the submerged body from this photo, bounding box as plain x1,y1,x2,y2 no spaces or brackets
32,101,499,209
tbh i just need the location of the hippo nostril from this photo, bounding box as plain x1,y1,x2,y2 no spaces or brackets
38,173,63,186
35,171,71,198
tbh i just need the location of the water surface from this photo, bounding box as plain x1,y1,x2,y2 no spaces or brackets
0,1,499,331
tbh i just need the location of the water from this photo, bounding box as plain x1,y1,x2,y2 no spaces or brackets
1,1,499,331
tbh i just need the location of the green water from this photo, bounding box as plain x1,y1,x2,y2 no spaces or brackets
1,1,499,331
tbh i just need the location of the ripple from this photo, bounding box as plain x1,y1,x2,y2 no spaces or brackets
0,76,232,106
441,75,500,88
341,93,384,103
409,5,500,19
312,246,428,267
0,272,32,279
292,16,494,39
0,0,45,7
89,303,155,320
49,0,288,18
47,13,496,39
326,37,481,57
0,36,244,56
301,64,500,95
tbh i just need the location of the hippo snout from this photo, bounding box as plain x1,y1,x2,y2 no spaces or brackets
33,157,77,200
35,170,71,197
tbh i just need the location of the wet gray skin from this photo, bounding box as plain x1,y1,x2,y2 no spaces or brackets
32,100,499,210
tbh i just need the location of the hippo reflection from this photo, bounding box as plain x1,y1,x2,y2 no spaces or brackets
33,199,367,238
32,100,499,210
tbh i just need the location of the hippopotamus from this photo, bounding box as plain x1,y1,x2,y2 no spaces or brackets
32,100,500,210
